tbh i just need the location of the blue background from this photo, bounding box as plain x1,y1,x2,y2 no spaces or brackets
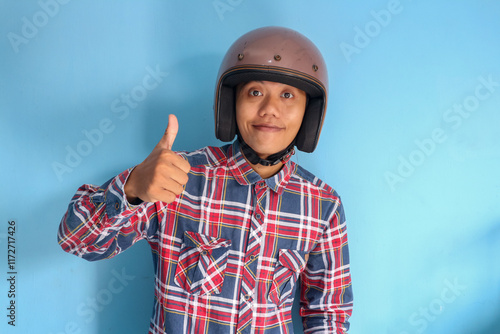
1,1,499,333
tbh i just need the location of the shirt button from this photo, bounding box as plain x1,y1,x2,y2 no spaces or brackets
255,213,261,220
114,202,120,210
244,294,251,301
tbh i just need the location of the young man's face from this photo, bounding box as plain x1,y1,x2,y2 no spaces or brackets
235,81,307,159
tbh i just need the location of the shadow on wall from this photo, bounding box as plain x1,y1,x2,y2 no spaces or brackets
292,284,305,333
476,316,500,334
464,221,500,334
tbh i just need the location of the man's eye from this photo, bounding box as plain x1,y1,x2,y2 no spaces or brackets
281,92,294,98
250,90,262,97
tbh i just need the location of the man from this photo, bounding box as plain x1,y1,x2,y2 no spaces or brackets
58,26,353,333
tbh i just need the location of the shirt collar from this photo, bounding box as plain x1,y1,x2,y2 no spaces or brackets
227,141,293,195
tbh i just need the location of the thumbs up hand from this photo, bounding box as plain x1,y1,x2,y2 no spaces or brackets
124,114,191,204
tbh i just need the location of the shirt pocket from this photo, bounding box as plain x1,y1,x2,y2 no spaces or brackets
174,231,232,296
268,249,308,307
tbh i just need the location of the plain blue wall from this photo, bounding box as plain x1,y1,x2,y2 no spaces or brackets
1,1,499,333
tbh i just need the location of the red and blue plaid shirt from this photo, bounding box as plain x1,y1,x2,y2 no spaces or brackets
58,141,353,333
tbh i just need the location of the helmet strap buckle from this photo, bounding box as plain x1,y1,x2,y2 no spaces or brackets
238,136,295,167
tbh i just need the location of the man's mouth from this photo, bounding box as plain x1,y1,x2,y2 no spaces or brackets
252,124,283,132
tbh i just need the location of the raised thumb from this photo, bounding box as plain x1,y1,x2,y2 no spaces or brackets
159,114,179,150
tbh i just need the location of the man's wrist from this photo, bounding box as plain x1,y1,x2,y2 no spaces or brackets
124,169,143,205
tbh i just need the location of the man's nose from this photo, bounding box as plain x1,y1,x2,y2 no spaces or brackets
258,95,280,117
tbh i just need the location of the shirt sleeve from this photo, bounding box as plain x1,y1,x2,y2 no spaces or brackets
300,198,353,333
57,168,159,261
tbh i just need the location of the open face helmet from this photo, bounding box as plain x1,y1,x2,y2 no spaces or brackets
214,26,328,164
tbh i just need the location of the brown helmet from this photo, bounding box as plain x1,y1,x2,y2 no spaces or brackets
214,26,328,153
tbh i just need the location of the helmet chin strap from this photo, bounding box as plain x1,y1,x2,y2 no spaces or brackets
237,135,295,167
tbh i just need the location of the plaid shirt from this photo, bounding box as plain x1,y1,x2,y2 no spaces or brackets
58,141,353,333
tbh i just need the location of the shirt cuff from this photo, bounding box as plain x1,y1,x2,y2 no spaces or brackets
104,168,142,218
